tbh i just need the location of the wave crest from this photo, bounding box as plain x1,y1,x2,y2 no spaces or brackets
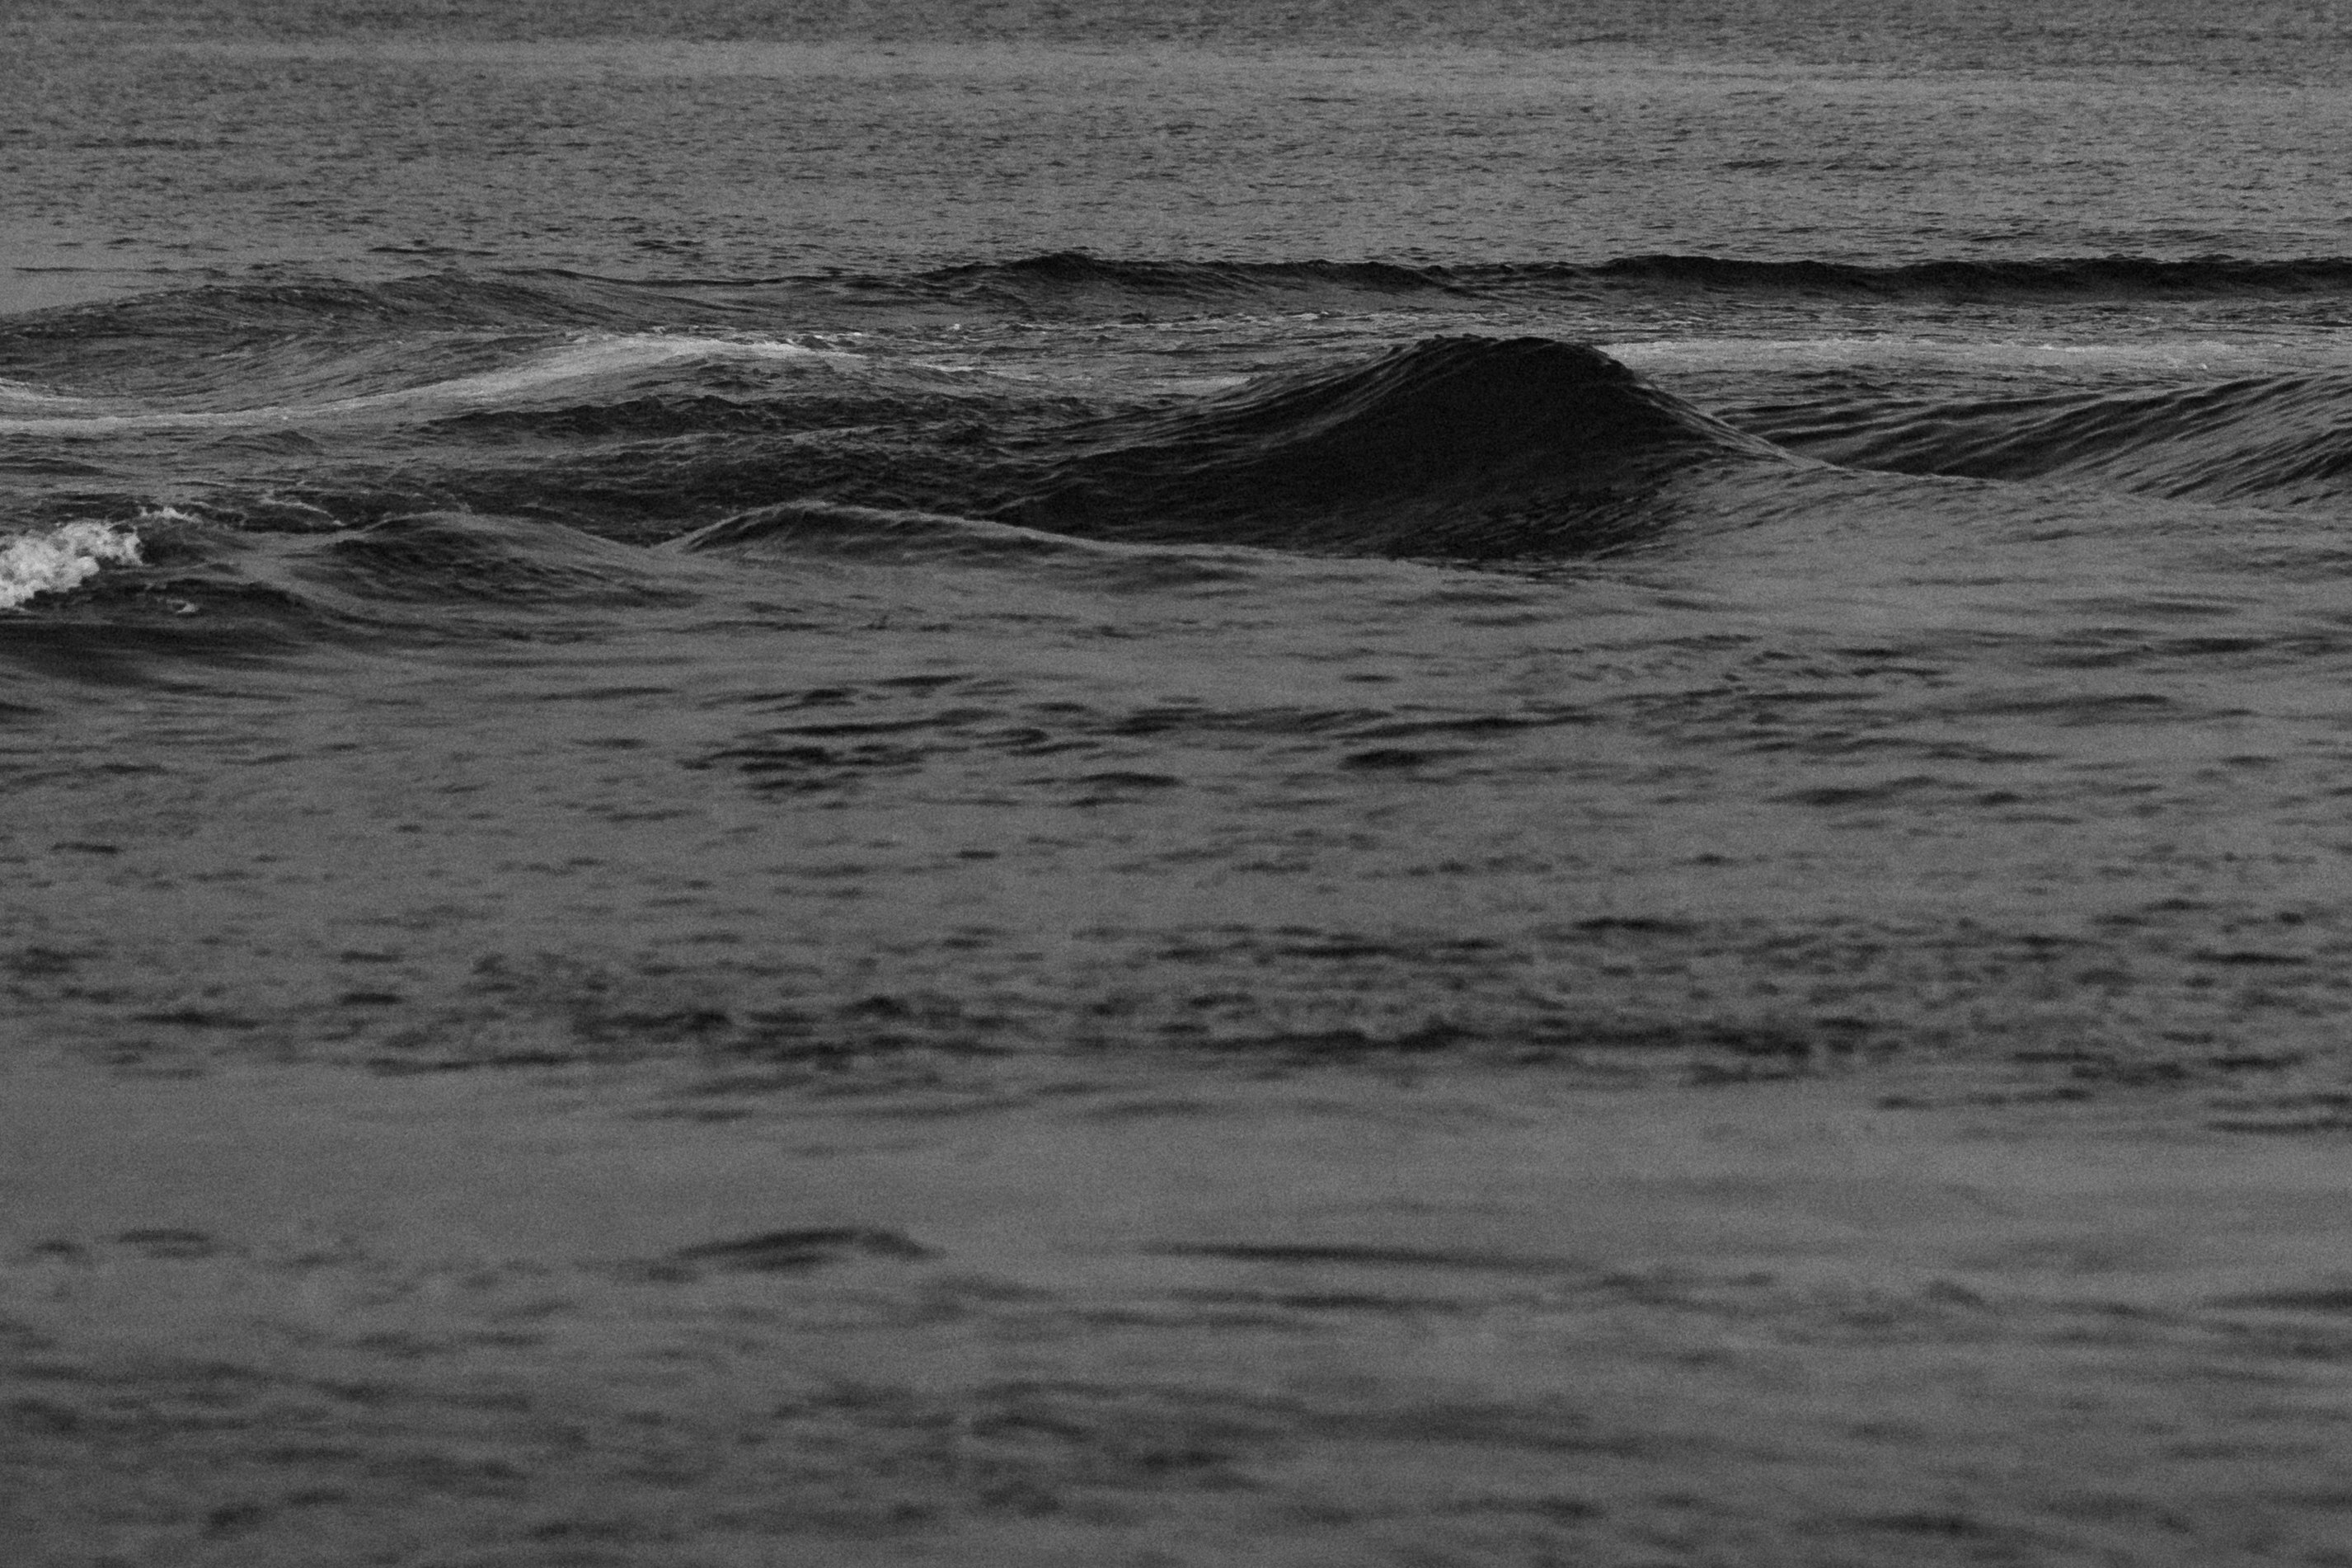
997,336,1798,558
13,255,2351,359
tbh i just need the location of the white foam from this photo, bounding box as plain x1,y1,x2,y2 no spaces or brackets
0,521,144,609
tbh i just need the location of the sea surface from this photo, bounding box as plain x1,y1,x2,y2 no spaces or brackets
7,0,2352,1104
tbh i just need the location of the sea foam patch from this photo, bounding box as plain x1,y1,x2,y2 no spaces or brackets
0,521,143,609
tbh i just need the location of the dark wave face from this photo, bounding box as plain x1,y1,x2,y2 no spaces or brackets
998,337,1803,558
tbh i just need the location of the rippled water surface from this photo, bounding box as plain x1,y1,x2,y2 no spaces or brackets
11,0,2352,295
6,0,2352,1098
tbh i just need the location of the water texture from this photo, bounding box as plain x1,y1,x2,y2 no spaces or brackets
3,0,2351,1091
15,7,2352,1566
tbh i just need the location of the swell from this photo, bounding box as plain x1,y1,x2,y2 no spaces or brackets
21,321,2352,650
907,251,2352,313
1556,254,2352,298
907,252,1479,311
12,251,2351,368
0,329,1007,542
0,335,1807,664
993,336,1800,559
1,335,1794,561
1747,371,2352,508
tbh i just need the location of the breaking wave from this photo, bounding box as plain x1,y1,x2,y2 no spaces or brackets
0,520,144,609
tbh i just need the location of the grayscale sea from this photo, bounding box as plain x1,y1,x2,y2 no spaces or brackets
7,2,2352,1563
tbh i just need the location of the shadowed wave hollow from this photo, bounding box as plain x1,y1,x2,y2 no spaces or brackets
994,336,1800,558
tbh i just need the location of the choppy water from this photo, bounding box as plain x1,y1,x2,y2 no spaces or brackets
7,1,2352,1101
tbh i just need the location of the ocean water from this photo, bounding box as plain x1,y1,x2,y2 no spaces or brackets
7,0,2352,1097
